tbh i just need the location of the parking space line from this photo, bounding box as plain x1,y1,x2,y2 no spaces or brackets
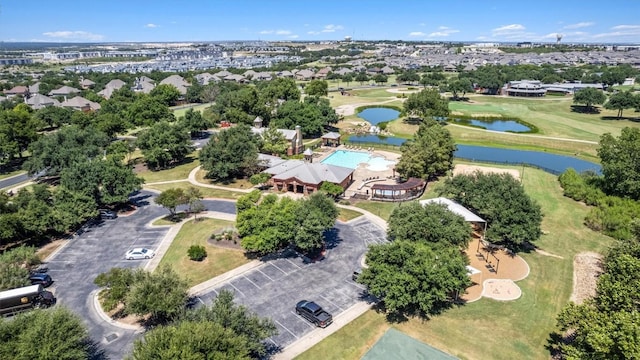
271,263,288,275
320,294,345,312
267,338,278,346
197,297,205,305
345,279,367,290
242,275,261,289
285,258,301,269
274,319,298,339
291,311,315,328
257,269,274,281
228,283,246,297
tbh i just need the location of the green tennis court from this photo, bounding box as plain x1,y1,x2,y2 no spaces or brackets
361,328,458,360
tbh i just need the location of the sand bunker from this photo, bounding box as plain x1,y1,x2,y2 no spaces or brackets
482,279,522,301
453,164,521,181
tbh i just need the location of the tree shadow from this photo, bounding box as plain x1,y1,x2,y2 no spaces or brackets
85,338,108,360
323,228,342,250
600,115,640,122
129,193,151,207
570,105,600,114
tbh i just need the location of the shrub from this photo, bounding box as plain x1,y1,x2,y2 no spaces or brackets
187,245,207,261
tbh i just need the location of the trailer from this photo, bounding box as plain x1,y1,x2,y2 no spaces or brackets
0,284,55,316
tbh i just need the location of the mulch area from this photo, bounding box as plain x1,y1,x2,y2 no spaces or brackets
207,238,243,251
461,237,530,302
570,252,603,305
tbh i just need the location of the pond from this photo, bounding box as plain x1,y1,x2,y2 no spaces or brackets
357,107,400,125
346,135,601,175
450,118,532,133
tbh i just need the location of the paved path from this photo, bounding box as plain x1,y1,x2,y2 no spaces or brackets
0,172,30,190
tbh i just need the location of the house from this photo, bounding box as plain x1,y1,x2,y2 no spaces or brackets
195,73,220,85
251,117,304,156
263,159,354,194
48,85,81,97
28,82,40,94
277,70,294,78
215,70,233,78
132,77,155,94
253,72,273,81
443,64,457,72
315,67,332,79
59,96,101,112
381,66,395,75
333,67,353,76
79,78,95,89
503,80,546,97
224,74,246,83
295,69,315,81
98,79,126,99
4,85,29,98
25,94,59,110
160,75,190,95
243,70,257,79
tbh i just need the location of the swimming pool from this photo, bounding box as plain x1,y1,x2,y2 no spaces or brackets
321,150,396,171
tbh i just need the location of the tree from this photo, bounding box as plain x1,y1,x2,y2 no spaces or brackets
237,194,299,254
136,120,194,169
94,267,142,311
0,307,90,360
598,127,640,200
0,246,39,291
259,126,289,156
177,108,208,138
155,188,186,218
358,240,471,319
395,119,456,180
259,77,300,103
130,320,251,360
185,82,204,103
126,95,174,127
270,98,337,137
184,186,205,220
304,80,328,97
319,181,344,198
51,187,98,232
420,72,445,88
249,173,271,188
397,70,420,85
293,192,339,252
604,91,637,119
342,73,353,86
199,124,260,180
176,289,277,358
150,84,181,106
373,74,388,85
403,88,449,121
573,87,606,112
126,265,188,323
34,106,73,129
23,125,110,177
355,72,369,85
448,78,473,100
387,202,472,247
439,171,542,250
0,108,40,161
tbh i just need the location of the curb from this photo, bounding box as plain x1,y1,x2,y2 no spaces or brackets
90,289,144,332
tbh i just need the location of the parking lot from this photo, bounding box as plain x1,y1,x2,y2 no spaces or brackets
194,216,387,350
44,191,236,359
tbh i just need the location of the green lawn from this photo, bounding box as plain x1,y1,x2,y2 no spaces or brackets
172,103,211,118
145,182,247,200
338,208,364,222
158,218,250,287
297,166,614,360
138,156,200,183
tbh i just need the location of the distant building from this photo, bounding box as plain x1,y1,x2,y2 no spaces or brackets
0,58,33,66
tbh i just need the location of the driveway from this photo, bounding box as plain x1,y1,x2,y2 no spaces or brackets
45,191,236,359
0,172,29,190
194,216,387,352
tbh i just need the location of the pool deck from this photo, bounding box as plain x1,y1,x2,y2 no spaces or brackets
316,145,401,198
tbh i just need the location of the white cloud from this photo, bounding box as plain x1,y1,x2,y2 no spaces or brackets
145,23,158,28
307,31,320,35
492,23,525,35
562,22,594,30
259,30,273,34
428,26,460,37
42,30,104,41
289,35,299,39
593,24,640,39
321,24,344,33
259,29,292,35
409,31,426,37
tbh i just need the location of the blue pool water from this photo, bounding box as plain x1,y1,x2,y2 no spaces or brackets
357,108,400,125
321,150,396,171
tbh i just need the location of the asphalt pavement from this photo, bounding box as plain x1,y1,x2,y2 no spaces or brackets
44,190,236,359
0,172,30,190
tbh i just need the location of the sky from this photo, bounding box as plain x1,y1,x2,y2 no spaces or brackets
0,0,639,44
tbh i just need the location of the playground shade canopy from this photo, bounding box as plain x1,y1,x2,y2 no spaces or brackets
419,197,485,223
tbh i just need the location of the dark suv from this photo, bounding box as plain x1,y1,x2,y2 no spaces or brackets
295,300,333,328
99,209,117,219
29,273,53,287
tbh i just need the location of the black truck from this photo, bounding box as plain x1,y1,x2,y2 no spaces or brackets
0,284,56,316
295,300,333,328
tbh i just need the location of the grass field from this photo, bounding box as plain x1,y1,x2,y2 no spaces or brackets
144,182,247,200
171,103,211,118
158,218,250,287
338,208,364,222
296,166,614,360
138,156,200,183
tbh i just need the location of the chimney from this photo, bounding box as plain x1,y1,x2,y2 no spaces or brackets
295,125,303,153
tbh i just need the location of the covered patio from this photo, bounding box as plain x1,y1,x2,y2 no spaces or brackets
371,178,426,201
321,132,341,147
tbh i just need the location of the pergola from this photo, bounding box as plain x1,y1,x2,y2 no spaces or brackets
419,197,487,240
321,132,341,147
371,178,426,201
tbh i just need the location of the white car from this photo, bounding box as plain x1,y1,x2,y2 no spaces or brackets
125,248,155,260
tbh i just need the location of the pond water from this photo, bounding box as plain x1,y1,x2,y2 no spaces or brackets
357,107,400,125
346,135,601,175
451,118,532,133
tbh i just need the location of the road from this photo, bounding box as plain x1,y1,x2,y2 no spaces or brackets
0,172,30,190
44,191,236,359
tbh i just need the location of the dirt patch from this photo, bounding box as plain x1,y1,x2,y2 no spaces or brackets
106,302,148,326
208,238,243,251
570,252,603,305
482,279,522,301
453,164,521,181
37,239,68,261
535,249,564,259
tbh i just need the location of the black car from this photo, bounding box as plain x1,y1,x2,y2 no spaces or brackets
99,209,117,219
295,300,333,328
29,273,53,287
